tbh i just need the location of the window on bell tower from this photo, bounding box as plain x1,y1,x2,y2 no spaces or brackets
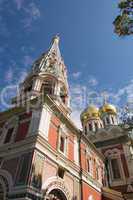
42,80,55,96
60,86,67,104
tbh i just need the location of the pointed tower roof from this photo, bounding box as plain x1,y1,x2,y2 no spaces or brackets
31,35,68,89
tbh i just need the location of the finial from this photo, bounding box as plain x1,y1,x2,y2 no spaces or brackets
52,34,60,44
101,91,109,104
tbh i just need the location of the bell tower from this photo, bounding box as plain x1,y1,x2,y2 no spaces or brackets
13,36,70,114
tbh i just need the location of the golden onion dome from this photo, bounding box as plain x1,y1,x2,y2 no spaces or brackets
100,103,117,115
81,105,100,122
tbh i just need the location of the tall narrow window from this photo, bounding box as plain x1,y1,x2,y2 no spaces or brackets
111,158,121,179
60,86,67,104
112,116,114,124
4,128,14,144
89,123,92,131
43,80,54,96
95,123,98,132
57,167,65,179
59,136,65,153
85,126,87,135
16,153,32,185
87,158,91,173
106,117,110,124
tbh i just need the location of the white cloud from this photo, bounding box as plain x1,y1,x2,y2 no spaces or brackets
108,80,133,105
88,76,98,86
22,2,41,29
69,78,133,127
70,110,82,129
72,71,81,79
5,68,13,83
23,55,33,67
14,0,24,10
18,70,27,83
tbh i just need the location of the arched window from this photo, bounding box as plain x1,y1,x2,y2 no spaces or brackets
110,158,121,179
24,83,33,93
60,86,67,104
87,158,91,172
106,117,110,124
1,117,18,145
89,123,92,131
103,119,106,126
85,126,87,135
94,122,98,132
42,80,55,96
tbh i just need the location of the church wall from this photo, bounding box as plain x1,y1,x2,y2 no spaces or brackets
82,181,102,200
80,142,87,171
67,134,74,161
48,123,58,149
29,149,81,199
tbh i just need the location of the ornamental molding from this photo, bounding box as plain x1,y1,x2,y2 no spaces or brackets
42,176,71,200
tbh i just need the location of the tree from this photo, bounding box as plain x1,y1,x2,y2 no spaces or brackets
113,0,133,36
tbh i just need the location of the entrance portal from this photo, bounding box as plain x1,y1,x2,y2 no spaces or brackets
46,189,67,200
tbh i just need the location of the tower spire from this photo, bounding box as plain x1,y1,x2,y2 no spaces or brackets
12,36,70,113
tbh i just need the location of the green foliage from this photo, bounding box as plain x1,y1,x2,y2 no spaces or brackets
114,0,133,36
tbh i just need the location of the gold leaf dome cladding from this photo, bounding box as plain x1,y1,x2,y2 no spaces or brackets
100,103,117,115
81,105,100,122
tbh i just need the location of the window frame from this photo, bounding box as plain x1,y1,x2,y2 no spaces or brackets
58,124,68,156
1,117,19,145
105,149,126,185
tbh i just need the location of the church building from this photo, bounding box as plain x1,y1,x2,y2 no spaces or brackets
0,36,132,200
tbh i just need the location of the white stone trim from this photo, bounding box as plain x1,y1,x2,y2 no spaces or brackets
105,148,126,186
58,124,68,156
42,176,72,200
39,105,52,139
74,136,79,166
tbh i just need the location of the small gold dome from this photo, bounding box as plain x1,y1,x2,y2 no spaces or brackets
100,103,117,115
81,105,99,122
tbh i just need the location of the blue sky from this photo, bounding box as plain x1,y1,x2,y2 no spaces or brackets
0,0,133,126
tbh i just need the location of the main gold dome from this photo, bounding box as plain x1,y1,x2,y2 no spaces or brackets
100,103,117,115
81,105,100,122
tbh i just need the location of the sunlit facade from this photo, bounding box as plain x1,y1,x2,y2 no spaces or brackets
0,36,132,200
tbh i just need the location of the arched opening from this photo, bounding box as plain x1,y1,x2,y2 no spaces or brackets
42,79,55,96
60,86,67,105
106,117,110,125
46,189,67,200
89,123,92,131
